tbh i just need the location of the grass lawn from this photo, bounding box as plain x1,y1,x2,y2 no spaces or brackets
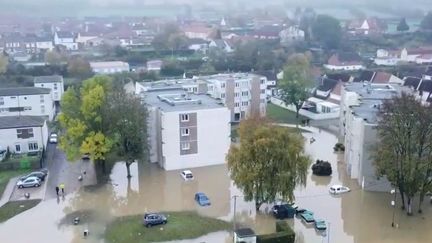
267,103,306,124
105,211,231,243
0,199,41,223
0,169,31,198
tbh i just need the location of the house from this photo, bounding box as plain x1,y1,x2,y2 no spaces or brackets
209,39,233,53
400,47,432,63
347,18,387,35
188,38,209,53
146,60,163,72
340,82,411,191
402,76,432,103
324,53,364,71
90,61,130,74
279,26,305,44
0,87,54,121
33,75,65,102
253,71,278,97
374,49,400,66
143,87,231,171
76,32,99,47
234,228,257,243
10,51,32,62
0,35,53,54
0,116,48,154
357,70,404,84
54,31,78,50
252,25,283,40
182,24,214,41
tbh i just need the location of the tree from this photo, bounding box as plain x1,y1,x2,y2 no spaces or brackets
0,54,8,74
278,53,312,120
152,23,189,51
67,56,93,79
227,117,310,209
44,50,65,65
397,18,410,32
373,93,432,215
311,15,342,49
421,11,432,31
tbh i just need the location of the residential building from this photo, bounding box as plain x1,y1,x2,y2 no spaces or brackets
403,76,432,103
340,82,410,191
33,75,65,102
375,47,432,65
143,87,231,171
252,25,283,40
324,53,364,71
347,18,387,35
279,26,305,44
374,49,400,66
54,31,78,50
0,87,54,121
0,35,53,54
209,39,233,53
0,116,48,154
357,70,404,84
146,60,163,72
182,25,214,41
90,61,130,74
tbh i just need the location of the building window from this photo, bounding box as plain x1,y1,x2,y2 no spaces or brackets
28,142,38,151
10,96,16,99
0,97,3,105
221,93,225,98
242,91,249,96
181,128,190,136
40,95,44,103
235,82,240,87
260,79,265,84
15,144,21,152
261,89,266,94
235,92,239,97
180,114,189,122
181,142,190,150
221,82,226,88
41,105,45,114
235,102,240,107
53,83,58,90
17,128,34,139
242,101,249,106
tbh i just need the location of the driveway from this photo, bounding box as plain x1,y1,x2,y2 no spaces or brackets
9,177,47,201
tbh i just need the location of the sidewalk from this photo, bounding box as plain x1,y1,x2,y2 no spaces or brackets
0,177,17,207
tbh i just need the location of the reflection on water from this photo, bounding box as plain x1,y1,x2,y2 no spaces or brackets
1,128,432,243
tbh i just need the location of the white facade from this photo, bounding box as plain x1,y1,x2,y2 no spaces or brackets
324,64,364,71
54,32,78,50
279,26,305,43
0,116,48,154
90,61,130,74
0,88,54,121
34,76,65,102
76,33,98,45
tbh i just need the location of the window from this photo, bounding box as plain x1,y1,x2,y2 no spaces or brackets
221,93,225,98
41,84,44,87
28,142,38,151
17,128,34,139
242,101,249,106
242,91,248,96
180,114,189,122
221,82,226,88
235,82,240,87
235,102,240,107
41,105,45,114
40,95,44,103
181,142,190,150
260,79,265,84
235,92,239,97
0,97,3,105
53,83,58,90
10,96,16,99
261,89,266,94
15,144,21,152
193,87,197,93
181,128,190,136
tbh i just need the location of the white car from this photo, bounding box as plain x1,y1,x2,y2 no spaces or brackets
49,133,58,144
17,176,41,189
181,170,194,181
329,185,350,195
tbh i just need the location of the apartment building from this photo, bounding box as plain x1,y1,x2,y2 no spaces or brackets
339,82,410,192
0,87,54,121
90,61,130,74
144,86,231,171
33,75,65,102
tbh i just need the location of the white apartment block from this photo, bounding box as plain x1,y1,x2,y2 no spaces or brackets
0,116,48,154
0,87,55,121
144,87,231,171
34,75,65,102
90,61,130,74
340,82,410,192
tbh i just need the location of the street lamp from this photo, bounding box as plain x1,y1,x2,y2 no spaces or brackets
390,189,397,227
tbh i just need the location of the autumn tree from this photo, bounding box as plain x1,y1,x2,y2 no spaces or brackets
67,56,93,79
420,11,432,31
278,53,312,121
311,14,342,49
0,54,8,74
373,93,432,215
397,18,410,32
44,50,66,65
227,117,310,209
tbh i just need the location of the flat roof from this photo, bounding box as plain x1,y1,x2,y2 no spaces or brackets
90,61,129,68
144,88,224,112
0,87,51,96
0,116,45,129
34,75,63,84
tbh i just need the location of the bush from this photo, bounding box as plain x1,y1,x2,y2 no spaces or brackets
333,142,345,152
312,160,332,176
257,220,295,243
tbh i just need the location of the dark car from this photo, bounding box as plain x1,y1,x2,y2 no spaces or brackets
195,192,211,206
20,171,47,181
143,213,167,227
272,204,296,219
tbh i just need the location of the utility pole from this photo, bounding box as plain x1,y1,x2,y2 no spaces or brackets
327,222,331,243
232,195,238,232
391,189,397,227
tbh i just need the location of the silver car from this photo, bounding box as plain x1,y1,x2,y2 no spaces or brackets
17,176,41,189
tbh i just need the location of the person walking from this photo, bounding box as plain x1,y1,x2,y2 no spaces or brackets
55,186,59,196
59,183,65,195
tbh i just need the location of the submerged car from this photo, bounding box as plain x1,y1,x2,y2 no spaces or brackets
329,185,350,195
315,219,327,230
272,204,296,219
17,176,41,188
195,192,211,206
20,171,46,181
143,213,167,227
181,170,194,181
300,210,315,224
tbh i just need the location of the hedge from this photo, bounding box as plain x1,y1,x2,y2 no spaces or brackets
257,220,295,243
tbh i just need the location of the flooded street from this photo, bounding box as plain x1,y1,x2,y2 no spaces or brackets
1,127,432,243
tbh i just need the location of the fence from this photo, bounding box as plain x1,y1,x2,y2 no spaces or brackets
0,150,44,171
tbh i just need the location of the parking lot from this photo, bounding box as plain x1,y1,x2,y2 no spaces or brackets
9,174,47,201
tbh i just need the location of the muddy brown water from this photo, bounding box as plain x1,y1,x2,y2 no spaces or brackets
1,127,432,243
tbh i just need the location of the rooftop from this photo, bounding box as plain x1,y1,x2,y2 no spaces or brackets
89,61,129,68
33,75,63,84
0,87,51,96
144,88,224,112
0,116,45,129
235,228,256,238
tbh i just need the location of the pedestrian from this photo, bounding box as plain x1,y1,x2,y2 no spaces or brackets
59,183,65,195
55,186,59,196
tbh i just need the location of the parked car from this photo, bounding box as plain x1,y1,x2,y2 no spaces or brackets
296,208,307,215
39,168,48,176
272,204,296,219
49,133,58,144
17,176,41,188
143,213,167,227
315,219,327,230
329,185,350,195
20,171,47,181
82,153,90,160
300,210,315,224
195,192,211,206
181,170,194,181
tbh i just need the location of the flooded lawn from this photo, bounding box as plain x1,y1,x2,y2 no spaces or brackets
0,128,432,243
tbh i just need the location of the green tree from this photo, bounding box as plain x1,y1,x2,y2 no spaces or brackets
421,11,432,31
311,15,342,49
373,93,432,215
227,117,310,209
67,56,93,79
278,53,312,120
44,50,65,65
0,54,8,74
397,18,410,32
152,23,189,51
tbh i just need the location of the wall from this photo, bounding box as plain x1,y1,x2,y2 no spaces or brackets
271,97,339,121
324,64,364,71
0,122,48,154
34,82,64,102
0,93,54,121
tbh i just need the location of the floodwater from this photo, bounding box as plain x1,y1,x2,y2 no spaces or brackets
1,127,432,243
